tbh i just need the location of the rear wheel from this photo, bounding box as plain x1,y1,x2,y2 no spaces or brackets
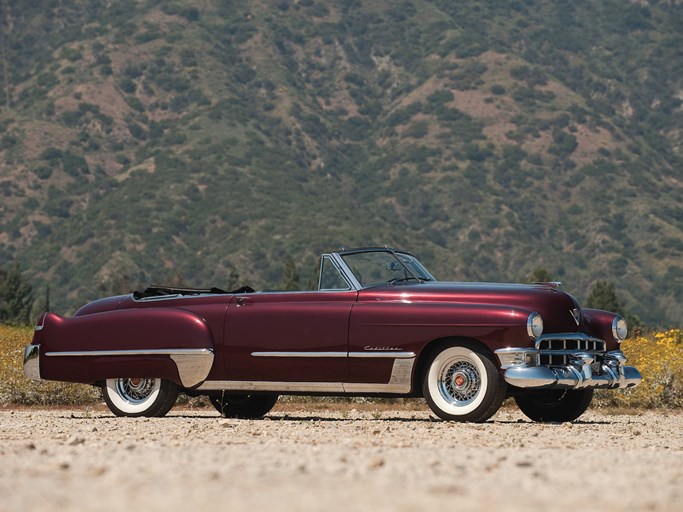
423,341,506,422
514,389,593,423
102,378,179,417
209,393,278,419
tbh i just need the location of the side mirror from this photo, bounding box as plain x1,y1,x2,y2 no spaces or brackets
386,261,401,271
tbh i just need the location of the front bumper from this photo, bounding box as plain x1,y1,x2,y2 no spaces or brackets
23,344,41,381
495,348,642,390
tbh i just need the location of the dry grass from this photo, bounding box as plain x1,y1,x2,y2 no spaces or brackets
0,325,99,406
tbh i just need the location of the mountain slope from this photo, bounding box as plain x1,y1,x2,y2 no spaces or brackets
0,0,682,324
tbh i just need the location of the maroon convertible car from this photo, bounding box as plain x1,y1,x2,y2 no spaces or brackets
24,247,641,422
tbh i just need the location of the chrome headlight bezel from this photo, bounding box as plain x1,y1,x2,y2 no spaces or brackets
527,312,544,340
612,315,628,343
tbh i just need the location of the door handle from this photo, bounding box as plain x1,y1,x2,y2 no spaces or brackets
235,297,250,307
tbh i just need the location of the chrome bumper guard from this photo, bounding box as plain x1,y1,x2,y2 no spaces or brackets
495,348,642,390
23,344,41,382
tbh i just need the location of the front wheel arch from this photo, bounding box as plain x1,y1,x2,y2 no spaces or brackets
414,337,501,394
420,339,506,422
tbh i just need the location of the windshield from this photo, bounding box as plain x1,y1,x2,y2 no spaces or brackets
340,250,435,287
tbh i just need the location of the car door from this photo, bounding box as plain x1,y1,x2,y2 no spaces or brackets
222,290,357,384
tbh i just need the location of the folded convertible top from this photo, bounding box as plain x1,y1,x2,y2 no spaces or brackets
133,285,255,300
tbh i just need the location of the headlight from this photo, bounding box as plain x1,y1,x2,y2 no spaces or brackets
527,312,544,339
612,316,628,342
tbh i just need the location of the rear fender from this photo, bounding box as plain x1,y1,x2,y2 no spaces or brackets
34,309,214,388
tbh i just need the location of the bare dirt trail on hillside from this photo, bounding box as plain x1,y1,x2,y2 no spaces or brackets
0,406,681,512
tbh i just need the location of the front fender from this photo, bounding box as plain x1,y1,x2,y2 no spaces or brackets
350,301,535,354
582,308,622,350
33,309,214,388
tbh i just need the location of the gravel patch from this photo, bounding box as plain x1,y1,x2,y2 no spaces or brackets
0,406,681,512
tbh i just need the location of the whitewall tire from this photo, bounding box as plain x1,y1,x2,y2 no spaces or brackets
103,378,179,417
423,342,506,422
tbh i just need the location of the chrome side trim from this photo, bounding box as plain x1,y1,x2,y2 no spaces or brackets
45,348,213,357
251,351,416,359
252,351,348,358
197,356,416,394
23,344,41,381
197,381,346,393
350,351,416,359
45,348,214,388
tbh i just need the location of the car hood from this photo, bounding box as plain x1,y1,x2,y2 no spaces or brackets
359,281,583,333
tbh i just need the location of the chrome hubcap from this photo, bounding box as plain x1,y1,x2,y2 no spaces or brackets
116,378,156,404
439,359,481,406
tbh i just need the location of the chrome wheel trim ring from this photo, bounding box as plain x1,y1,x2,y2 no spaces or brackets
105,378,162,414
115,378,157,404
438,358,482,406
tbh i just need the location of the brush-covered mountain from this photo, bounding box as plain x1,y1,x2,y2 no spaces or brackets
1,0,682,325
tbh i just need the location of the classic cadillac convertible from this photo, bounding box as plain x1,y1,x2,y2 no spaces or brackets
24,247,642,422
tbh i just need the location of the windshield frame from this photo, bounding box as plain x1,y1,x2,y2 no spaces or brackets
323,248,436,290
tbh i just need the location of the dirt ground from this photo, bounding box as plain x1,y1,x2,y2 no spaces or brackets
0,403,681,512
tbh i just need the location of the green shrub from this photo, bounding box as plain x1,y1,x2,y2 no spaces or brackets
594,330,683,409
490,84,506,95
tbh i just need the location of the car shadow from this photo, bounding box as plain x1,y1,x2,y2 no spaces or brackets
58,412,614,425
493,419,614,425
61,413,438,422
265,414,438,423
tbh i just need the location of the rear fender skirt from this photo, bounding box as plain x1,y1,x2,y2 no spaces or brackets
37,309,215,388
45,349,214,388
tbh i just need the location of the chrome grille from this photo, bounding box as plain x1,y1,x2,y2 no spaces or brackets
539,353,574,366
535,335,605,352
534,334,606,367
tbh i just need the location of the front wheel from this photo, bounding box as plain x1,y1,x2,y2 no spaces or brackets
209,393,279,419
103,378,179,417
514,389,593,423
423,342,506,422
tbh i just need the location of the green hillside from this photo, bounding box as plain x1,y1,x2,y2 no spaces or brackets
1,0,682,325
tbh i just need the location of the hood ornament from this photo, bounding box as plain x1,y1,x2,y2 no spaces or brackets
570,308,581,326
532,281,563,288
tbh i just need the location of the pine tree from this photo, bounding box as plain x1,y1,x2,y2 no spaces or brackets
278,259,300,290
40,284,50,313
0,264,34,326
525,267,554,284
585,280,622,313
585,280,643,328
